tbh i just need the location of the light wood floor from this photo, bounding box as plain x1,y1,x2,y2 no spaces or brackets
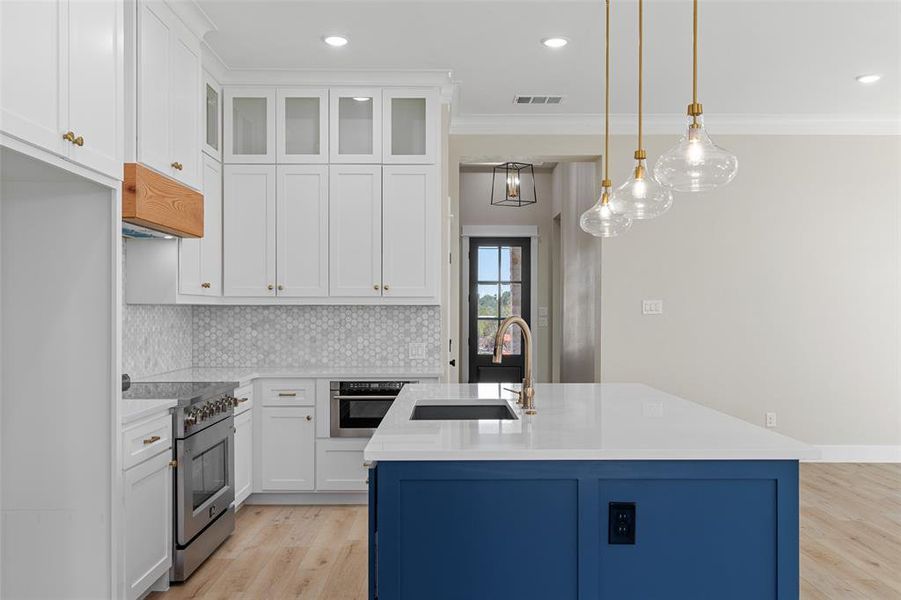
152,463,900,600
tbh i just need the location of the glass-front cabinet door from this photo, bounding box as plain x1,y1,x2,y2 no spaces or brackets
202,71,221,159
382,88,438,164
329,88,382,163
224,87,276,163
277,88,329,164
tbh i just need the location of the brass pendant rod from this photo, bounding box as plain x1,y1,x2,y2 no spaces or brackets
604,0,610,184
637,0,643,155
692,0,698,105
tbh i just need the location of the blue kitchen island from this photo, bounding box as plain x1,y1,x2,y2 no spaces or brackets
364,383,814,600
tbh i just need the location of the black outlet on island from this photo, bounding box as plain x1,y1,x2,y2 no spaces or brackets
608,502,636,545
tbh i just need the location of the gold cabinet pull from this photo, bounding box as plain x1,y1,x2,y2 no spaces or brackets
238,397,249,403
373,284,380,290
305,415,312,421
143,435,161,445
278,392,297,397
383,284,390,291
267,284,274,291
62,131,76,143
277,284,284,291
201,282,211,289
169,459,178,468
73,135,84,147
171,161,183,170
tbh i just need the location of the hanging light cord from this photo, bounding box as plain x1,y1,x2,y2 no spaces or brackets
637,0,643,156
601,0,612,201
689,0,703,125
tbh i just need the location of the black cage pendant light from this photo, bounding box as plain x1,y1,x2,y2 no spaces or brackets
491,162,538,207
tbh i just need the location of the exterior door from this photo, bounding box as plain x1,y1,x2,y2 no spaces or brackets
468,238,531,383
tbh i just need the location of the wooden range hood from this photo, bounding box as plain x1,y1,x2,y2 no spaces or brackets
122,163,203,238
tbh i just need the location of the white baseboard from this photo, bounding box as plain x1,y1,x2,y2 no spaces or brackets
808,445,901,463
245,492,368,505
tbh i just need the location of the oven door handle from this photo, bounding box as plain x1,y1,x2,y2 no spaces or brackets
332,394,398,400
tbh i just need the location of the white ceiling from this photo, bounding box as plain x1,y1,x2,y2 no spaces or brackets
197,0,900,128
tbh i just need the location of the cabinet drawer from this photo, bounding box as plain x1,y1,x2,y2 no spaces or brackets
260,378,316,406
122,412,172,470
234,383,254,416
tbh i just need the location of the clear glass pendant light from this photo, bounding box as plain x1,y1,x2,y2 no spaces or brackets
609,0,673,220
654,0,738,191
580,0,632,238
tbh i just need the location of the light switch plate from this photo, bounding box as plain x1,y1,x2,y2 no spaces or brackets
408,342,427,360
538,306,549,318
642,300,663,315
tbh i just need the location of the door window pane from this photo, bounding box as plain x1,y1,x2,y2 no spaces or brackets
500,246,522,281
478,246,499,280
284,97,320,155
477,284,499,317
232,97,267,155
391,98,426,156
338,97,373,155
206,84,219,150
191,440,227,510
502,323,522,356
477,319,499,355
499,283,523,318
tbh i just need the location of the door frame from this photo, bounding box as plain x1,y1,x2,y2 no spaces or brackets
460,225,539,383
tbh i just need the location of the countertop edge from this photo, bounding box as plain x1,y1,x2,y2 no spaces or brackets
121,398,177,425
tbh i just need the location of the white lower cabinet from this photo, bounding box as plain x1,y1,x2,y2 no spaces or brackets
124,449,172,600
316,438,368,491
259,406,315,491
234,408,253,506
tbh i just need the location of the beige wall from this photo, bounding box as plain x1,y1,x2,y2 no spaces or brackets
600,135,901,446
449,132,901,447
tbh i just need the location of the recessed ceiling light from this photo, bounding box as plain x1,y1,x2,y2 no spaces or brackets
542,37,568,49
323,35,348,47
163,235,174,240
856,73,882,84
352,97,371,102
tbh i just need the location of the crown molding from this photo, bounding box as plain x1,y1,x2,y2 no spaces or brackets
217,68,454,88
164,0,216,40
449,113,901,136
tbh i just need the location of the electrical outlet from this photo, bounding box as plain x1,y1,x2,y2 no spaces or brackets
408,342,426,360
642,300,663,315
608,502,636,545
765,412,777,428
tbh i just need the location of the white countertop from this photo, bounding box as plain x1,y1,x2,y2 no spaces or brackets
121,398,177,425
134,366,444,387
364,383,817,461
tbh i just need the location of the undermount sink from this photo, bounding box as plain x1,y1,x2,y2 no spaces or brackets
410,402,517,421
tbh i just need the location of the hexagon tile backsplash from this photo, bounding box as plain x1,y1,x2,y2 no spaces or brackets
192,305,442,370
123,304,443,378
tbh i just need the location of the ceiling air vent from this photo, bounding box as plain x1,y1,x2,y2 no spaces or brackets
513,95,565,105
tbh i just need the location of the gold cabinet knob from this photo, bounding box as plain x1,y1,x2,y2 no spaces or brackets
305,415,312,421
62,131,76,143
201,282,211,289
267,284,274,291
73,135,84,147
383,284,390,291
277,284,284,291
373,284,380,290
171,161,183,170
169,459,178,468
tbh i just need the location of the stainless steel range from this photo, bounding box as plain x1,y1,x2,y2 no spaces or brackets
124,381,239,581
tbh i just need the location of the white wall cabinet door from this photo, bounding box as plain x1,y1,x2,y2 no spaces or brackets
180,155,222,296
168,34,201,188
329,165,382,297
124,451,172,600
137,1,171,177
224,165,277,297
224,88,275,163
382,166,439,298
234,409,253,506
277,88,328,164
0,0,68,158
259,407,315,491
203,70,222,160
329,88,382,163
277,165,329,296
382,88,438,165
65,0,122,179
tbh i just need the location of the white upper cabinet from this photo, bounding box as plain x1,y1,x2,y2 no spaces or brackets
329,88,382,164
277,165,329,296
0,0,123,180
203,71,221,160
180,155,222,296
277,88,329,164
223,165,277,296
329,165,383,297
224,88,276,163
382,166,439,298
382,88,438,164
137,1,201,189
